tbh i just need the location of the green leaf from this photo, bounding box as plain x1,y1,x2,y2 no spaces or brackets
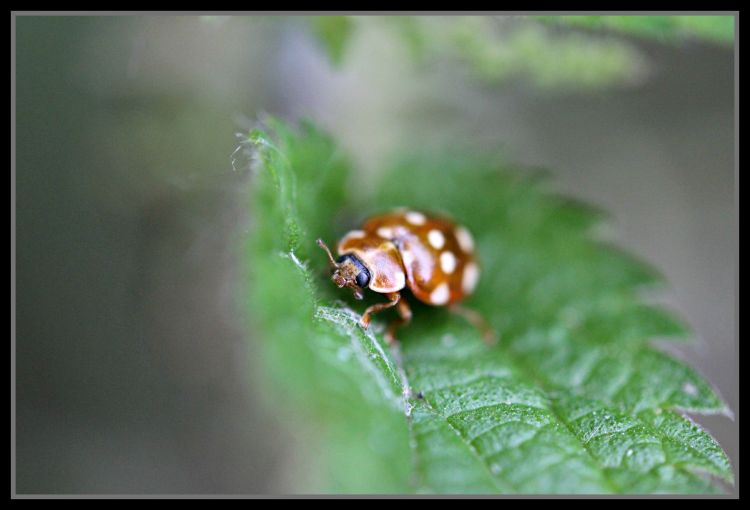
241,118,733,493
534,15,735,46
446,18,647,90
287,16,733,92
307,16,355,66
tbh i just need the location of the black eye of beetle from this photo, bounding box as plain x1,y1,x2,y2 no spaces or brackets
337,254,371,288
355,269,370,288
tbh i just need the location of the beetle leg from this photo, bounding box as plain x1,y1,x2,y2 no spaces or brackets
360,292,401,330
449,304,498,346
384,295,413,346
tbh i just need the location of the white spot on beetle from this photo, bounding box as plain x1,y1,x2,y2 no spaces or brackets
401,249,415,268
377,226,394,239
405,211,426,225
343,229,365,241
455,226,474,253
428,229,445,249
430,282,450,305
440,251,457,274
393,270,406,289
370,269,405,292
462,262,479,294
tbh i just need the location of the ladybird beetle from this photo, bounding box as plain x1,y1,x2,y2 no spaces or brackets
317,208,495,345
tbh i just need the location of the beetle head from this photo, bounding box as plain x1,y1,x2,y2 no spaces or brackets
316,238,370,300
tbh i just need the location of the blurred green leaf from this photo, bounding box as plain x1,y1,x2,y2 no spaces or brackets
308,16,355,66
446,18,647,90
301,16,733,92
381,16,430,63
242,118,732,493
535,15,735,45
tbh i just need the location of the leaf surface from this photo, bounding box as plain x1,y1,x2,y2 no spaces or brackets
242,118,732,494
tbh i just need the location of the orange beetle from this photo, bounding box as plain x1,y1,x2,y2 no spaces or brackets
317,208,494,345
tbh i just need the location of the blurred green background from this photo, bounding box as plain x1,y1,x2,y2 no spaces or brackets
14,15,736,494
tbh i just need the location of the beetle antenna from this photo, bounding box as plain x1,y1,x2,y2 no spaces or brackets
316,238,339,269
